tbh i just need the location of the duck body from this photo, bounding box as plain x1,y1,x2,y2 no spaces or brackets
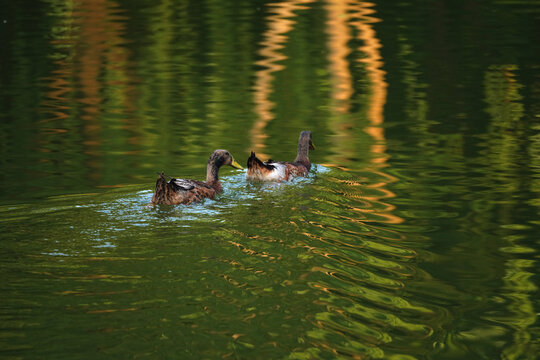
246,154,309,182
246,131,314,182
151,149,242,205
151,176,220,205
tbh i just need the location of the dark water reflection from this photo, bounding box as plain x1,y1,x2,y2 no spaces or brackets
2,0,540,359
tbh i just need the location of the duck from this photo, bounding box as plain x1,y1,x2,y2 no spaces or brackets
151,149,243,205
246,131,315,182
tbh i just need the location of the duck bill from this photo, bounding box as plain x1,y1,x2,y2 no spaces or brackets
310,142,316,150
230,159,243,169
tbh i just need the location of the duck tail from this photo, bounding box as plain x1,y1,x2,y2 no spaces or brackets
247,151,262,169
151,172,170,204
157,172,169,184
247,152,275,169
246,152,277,180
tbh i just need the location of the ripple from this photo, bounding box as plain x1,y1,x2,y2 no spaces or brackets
273,164,439,357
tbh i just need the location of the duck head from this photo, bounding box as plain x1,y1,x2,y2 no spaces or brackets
208,149,243,170
299,131,315,150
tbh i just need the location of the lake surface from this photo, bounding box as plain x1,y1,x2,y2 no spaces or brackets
1,0,539,358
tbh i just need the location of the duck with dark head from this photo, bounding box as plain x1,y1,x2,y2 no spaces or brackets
246,130,315,182
151,149,243,205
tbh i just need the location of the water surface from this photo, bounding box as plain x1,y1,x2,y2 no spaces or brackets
1,0,539,359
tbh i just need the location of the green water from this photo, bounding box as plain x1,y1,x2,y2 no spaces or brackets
1,0,539,359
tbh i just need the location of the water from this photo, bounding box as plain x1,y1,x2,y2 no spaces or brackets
1,0,539,359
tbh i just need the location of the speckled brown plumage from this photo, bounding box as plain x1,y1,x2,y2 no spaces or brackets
151,149,242,205
246,131,315,182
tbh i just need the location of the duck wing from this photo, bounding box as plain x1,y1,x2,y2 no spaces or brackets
285,162,309,178
169,178,196,191
152,173,217,205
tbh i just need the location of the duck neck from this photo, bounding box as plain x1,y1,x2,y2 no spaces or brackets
294,141,310,165
206,162,222,190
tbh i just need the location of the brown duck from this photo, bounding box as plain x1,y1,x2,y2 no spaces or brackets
246,131,315,182
151,149,243,205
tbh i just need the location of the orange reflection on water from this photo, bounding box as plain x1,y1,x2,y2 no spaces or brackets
76,0,131,151
251,0,315,158
325,0,386,137
325,0,402,225
41,0,133,176
42,67,72,122
350,1,386,127
325,0,353,114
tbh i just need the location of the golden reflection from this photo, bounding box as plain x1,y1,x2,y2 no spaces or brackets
349,0,388,166
251,0,315,158
42,0,133,177
307,4,415,356
227,240,281,260
350,1,386,127
324,0,401,225
325,0,353,114
324,0,354,165
323,0,388,163
42,67,72,122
